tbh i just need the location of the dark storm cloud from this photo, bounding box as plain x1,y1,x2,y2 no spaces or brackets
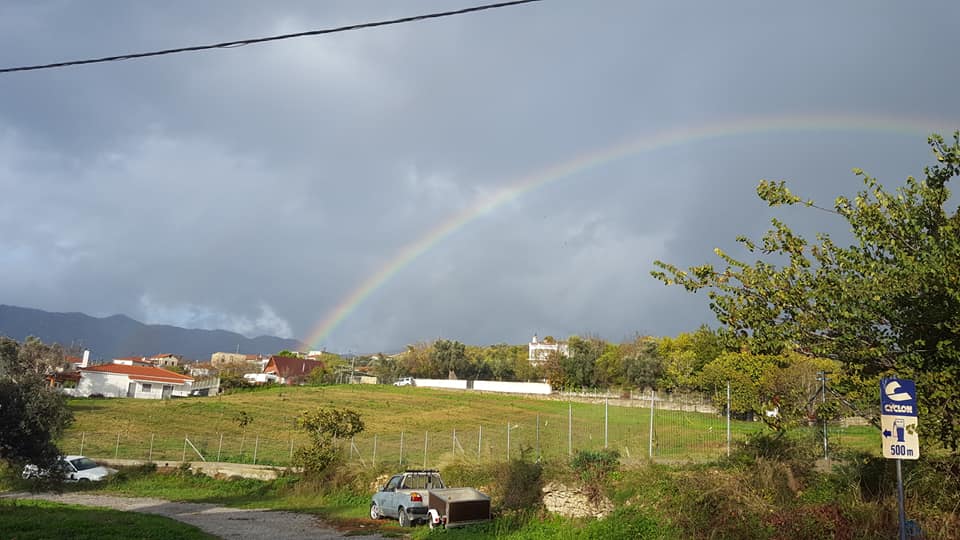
1,1,958,352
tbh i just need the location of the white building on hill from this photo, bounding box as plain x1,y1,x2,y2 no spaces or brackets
528,334,569,364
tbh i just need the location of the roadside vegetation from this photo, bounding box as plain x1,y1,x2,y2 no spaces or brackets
3,436,958,538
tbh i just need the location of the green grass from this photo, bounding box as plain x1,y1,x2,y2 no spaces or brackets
0,499,216,540
409,510,678,540
61,385,876,466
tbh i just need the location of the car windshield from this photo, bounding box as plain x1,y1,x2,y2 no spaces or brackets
69,457,99,471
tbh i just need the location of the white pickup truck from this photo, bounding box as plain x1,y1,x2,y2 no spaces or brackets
369,469,490,529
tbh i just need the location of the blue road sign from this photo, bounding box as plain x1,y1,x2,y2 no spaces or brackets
881,378,917,416
880,377,919,460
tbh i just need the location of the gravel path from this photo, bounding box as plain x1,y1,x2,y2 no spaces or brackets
2,492,386,540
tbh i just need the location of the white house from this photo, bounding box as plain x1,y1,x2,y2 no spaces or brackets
78,362,194,399
243,372,280,384
528,334,569,364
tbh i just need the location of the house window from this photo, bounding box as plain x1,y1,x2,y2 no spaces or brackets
141,383,152,392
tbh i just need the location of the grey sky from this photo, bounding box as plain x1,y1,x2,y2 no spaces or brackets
1,1,958,353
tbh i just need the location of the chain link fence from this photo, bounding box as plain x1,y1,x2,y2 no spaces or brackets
61,387,876,468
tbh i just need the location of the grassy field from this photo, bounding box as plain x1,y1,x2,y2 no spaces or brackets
0,499,216,540
62,384,877,466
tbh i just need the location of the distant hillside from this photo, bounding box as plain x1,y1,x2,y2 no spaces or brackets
0,304,303,361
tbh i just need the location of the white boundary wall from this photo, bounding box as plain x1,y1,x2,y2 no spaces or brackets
473,380,552,395
413,379,468,390
411,379,552,395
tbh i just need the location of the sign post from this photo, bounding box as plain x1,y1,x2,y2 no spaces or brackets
880,377,919,540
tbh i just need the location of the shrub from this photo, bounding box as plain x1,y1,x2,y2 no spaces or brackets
730,430,817,464
494,451,544,512
765,503,854,540
570,449,619,501
292,407,364,478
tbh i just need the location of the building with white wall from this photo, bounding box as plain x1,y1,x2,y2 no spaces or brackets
528,334,569,364
78,363,194,399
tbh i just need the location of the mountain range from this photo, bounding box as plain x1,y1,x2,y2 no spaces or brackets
0,304,303,361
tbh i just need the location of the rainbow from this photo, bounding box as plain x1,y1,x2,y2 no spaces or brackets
304,113,953,350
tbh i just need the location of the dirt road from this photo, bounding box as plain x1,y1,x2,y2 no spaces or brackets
2,492,386,540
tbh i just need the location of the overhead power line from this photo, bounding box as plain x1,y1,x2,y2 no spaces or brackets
0,0,542,75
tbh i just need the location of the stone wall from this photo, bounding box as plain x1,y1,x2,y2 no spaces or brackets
541,481,614,518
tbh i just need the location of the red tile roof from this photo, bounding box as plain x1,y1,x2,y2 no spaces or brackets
81,363,193,384
264,356,323,379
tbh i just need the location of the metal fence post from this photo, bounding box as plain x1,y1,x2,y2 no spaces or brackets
506,422,510,461
373,434,378,466
217,433,223,462
726,381,731,457
536,414,541,461
568,403,573,456
289,436,294,461
604,397,609,449
253,434,259,465
648,391,655,459
115,432,121,459
149,433,154,462
399,431,404,467
182,436,187,462
451,429,456,457
79,432,85,456
478,425,482,460
423,431,428,468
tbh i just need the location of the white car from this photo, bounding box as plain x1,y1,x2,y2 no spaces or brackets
22,455,117,482
394,377,414,387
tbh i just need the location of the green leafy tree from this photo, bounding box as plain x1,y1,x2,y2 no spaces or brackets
370,353,405,383
293,407,364,477
0,336,74,477
619,336,664,390
653,133,960,450
432,339,468,379
593,343,626,388
561,336,605,389
540,349,566,389
398,342,433,378
697,351,779,419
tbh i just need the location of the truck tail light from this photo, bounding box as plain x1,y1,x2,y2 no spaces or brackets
409,492,422,502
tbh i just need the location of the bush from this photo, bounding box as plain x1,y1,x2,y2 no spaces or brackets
570,449,619,501
730,430,818,464
494,452,544,512
292,407,364,478
765,503,854,540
